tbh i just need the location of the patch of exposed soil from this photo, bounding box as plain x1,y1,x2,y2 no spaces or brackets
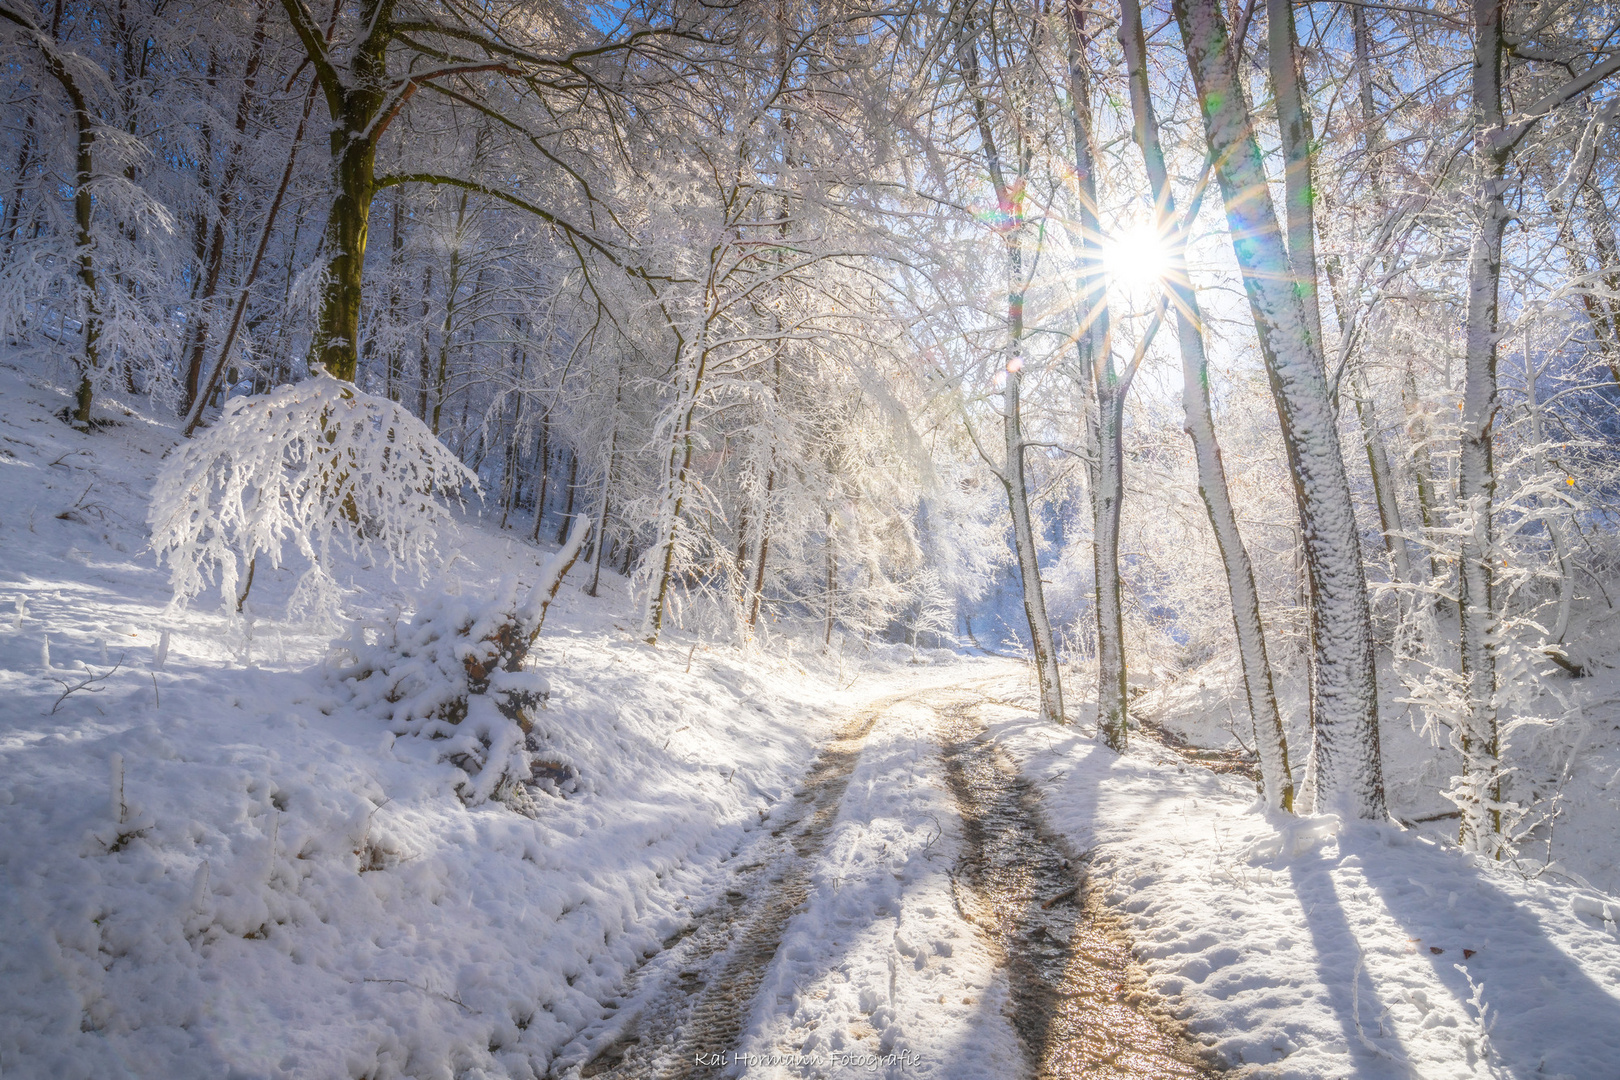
938,697,1221,1078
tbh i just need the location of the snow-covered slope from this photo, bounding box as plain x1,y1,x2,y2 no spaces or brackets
0,365,895,1080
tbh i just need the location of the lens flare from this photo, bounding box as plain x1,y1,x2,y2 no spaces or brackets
1101,221,1171,288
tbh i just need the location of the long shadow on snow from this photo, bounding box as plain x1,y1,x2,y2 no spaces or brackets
1284,850,1415,1075
959,700,1219,1078
1352,828,1620,1078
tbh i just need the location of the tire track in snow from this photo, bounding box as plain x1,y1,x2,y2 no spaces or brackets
553,693,897,1079
557,685,1221,1079
937,695,1220,1078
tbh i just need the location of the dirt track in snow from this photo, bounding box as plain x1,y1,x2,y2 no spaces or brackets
936,694,1217,1078
556,687,1217,1079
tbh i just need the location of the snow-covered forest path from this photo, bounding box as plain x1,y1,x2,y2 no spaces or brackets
553,686,1213,1080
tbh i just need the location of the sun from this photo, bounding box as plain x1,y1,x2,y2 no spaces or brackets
1100,220,1172,289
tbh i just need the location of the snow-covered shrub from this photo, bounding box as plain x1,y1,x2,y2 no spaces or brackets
149,374,476,617
329,524,590,813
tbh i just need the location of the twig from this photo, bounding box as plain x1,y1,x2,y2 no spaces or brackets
50,655,124,714
1041,886,1078,910
360,978,470,1011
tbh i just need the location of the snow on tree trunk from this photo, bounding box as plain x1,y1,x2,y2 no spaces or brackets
956,13,1065,725
1454,0,1511,850
1352,375,1415,586
1003,354,1066,726
1173,0,1385,819
0,7,106,426
1092,377,1128,746
1063,0,1124,743
1339,20,1418,591
641,324,703,644
1119,0,1292,810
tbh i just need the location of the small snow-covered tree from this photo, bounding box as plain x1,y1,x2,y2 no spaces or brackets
149,374,475,618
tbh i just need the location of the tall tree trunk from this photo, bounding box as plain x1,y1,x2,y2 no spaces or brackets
384,188,406,401
0,5,110,427
1120,0,1293,810
586,371,621,599
957,10,1065,725
530,411,551,543
429,192,470,436
180,3,269,416
1266,0,1325,349
824,506,837,646
1173,0,1385,819
1322,253,1415,585
416,264,434,419
1456,0,1511,849
641,317,702,643
183,70,321,436
554,449,578,545
1066,0,1123,745
1,113,36,269
742,351,783,632
498,338,527,529
1341,7,1416,586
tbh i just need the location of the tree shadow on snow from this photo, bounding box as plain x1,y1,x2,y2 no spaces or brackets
1349,827,1620,1079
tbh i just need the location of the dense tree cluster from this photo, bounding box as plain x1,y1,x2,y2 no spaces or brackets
4,0,1619,851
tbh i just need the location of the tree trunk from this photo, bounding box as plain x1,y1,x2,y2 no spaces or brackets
416,264,434,420
747,466,775,630
429,192,470,436
1354,376,1414,585
183,72,320,436
641,331,703,643
586,384,618,598
824,507,837,646
1001,272,1066,727
1065,0,1123,744
555,449,577,545
1266,0,1325,351
531,411,551,543
1,113,36,269
498,340,527,529
384,188,407,402
310,126,376,381
179,4,269,416
1120,0,1292,809
1451,0,1515,851
957,11,1065,725
0,5,113,427
1173,0,1385,819
69,84,100,428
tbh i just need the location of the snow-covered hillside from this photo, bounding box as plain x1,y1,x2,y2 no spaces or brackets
0,365,915,1079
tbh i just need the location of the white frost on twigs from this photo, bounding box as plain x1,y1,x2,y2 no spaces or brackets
149,374,477,616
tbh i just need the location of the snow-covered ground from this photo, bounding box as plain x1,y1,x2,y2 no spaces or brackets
4,361,1620,1080
986,670,1620,1079
0,364,928,1080
732,691,1025,1080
